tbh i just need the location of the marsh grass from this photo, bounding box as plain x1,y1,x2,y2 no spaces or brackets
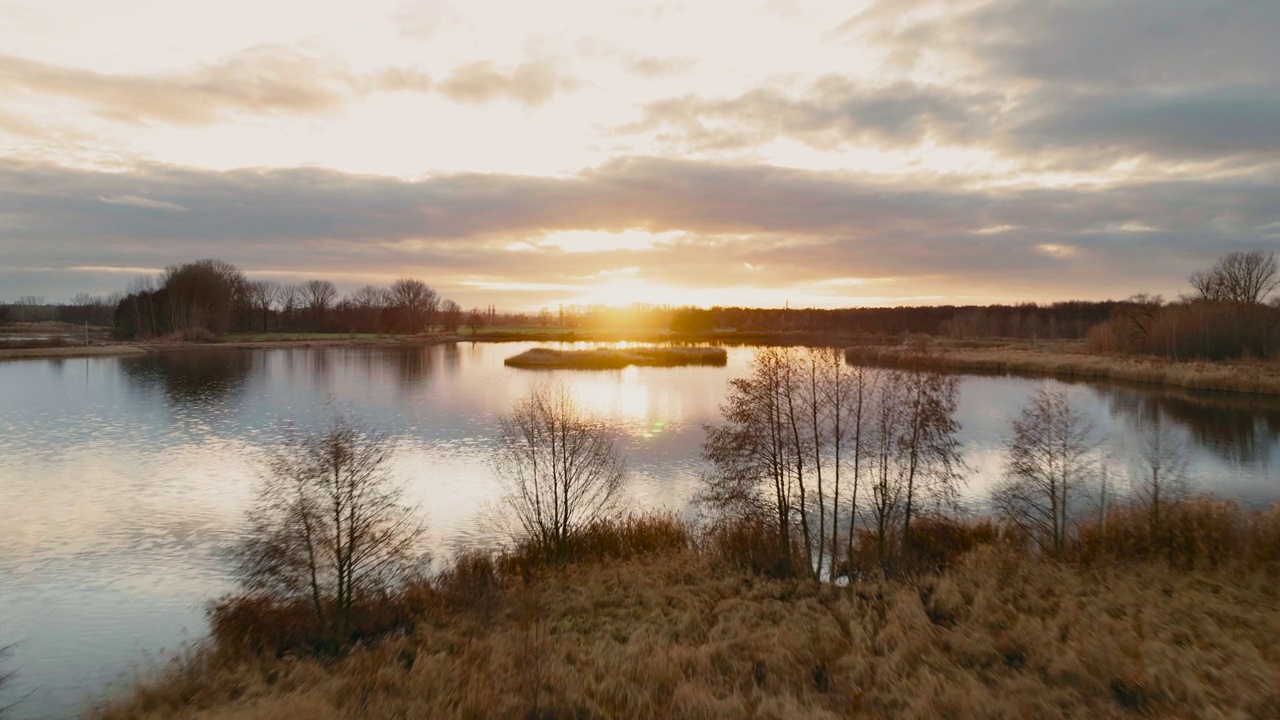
94,504,1280,720
846,343,1280,395
0,337,72,350
504,346,728,369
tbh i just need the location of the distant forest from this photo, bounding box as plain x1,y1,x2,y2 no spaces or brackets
3,251,1279,361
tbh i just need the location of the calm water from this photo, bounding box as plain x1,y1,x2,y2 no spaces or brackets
2,342,1279,718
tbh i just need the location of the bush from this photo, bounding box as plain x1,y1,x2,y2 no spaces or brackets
704,515,803,578
208,584,435,658
904,515,1003,571
502,513,693,573
1076,498,1280,567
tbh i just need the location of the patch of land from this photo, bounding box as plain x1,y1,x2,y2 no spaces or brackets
0,344,147,360
504,346,729,369
846,342,1280,396
93,543,1280,719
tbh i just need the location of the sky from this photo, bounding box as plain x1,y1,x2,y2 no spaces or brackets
1,0,1277,310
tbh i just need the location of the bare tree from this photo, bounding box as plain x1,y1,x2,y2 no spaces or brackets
231,417,428,646
466,307,486,335
993,387,1100,555
701,348,799,575
246,280,280,333
15,296,44,322
279,284,302,330
301,280,338,329
1189,250,1280,305
351,284,388,310
494,384,626,559
1131,416,1191,540
866,372,906,560
350,285,389,333
389,278,440,334
898,371,965,548
440,299,464,333
840,364,876,574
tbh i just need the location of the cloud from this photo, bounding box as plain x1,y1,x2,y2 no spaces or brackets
622,55,696,78
841,0,1280,90
0,46,441,126
955,0,1280,90
2,156,1276,304
624,77,999,151
1008,87,1280,161
437,58,578,107
806,0,1280,171
97,195,188,211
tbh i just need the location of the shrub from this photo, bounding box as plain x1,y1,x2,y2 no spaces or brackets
501,513,693,573
1076,498,1280,567
703,515,803,578
904,515,1002,571
208,584,435,658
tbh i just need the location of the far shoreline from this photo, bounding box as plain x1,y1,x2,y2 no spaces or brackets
8,333,1280,399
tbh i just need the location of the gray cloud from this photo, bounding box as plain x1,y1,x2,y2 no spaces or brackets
625,77,999,150
844,0,1280,90
955,0,1280,90
1009,87,1280,161
437,58,578,106
2,157,1276,304
632,0,1278,170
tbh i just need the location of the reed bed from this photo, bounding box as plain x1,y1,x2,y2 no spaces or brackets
845,344,1280,396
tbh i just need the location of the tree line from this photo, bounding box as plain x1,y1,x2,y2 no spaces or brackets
111,259,484,339
1088,250,1280,360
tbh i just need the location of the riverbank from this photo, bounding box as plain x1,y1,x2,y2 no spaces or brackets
845,343,1280,396
0,344,147,360
92,530,1280,719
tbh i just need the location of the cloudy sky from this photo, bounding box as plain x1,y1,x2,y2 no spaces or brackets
1,0,1277,309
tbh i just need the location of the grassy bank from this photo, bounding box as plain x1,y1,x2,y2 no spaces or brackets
93,505,1280,720
505,346,729,369
845,343,1280,396
0,344,147,361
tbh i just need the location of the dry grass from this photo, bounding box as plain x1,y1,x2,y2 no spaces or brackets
93,508,1280,720
845,343,1280,396
504,346,728,370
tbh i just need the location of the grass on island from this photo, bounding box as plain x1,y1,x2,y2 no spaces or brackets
94,502,1280,720
846,342,1280,396
505,346,729,369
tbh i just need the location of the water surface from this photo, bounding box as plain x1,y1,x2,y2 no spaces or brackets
2,342,1278,718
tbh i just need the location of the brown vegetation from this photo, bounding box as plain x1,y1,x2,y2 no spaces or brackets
504,346,728,369
92,504,1280,720
845,343,1280,395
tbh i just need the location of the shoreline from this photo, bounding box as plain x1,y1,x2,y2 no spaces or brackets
844,344,1280,396
9,336,1280,399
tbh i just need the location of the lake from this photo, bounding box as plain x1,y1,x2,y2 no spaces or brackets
2,342,1279,718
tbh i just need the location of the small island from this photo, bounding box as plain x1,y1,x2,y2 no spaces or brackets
504,346,728,369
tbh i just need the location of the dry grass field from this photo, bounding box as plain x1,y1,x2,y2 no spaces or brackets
92,506,1280,720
